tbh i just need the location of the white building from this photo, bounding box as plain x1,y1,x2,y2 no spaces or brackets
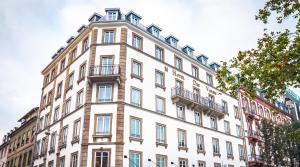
33,8,247,167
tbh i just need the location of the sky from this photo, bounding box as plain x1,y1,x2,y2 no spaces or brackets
0,0,297,141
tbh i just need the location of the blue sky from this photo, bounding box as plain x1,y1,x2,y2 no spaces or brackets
0,0,297,141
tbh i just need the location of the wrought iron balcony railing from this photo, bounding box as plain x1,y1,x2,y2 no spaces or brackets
88,65,120,83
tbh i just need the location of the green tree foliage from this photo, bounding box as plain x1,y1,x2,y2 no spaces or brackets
260,119,299,166
216,0,300,100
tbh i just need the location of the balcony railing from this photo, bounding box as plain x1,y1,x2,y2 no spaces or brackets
171,87,225,118
244,107,259,120
247,130,262,142
88,65,120,83
248,155,264,166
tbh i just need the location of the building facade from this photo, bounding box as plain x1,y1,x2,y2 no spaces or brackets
240,89,292,167
5,107,38,167
33,8,249,167
0,135,10,167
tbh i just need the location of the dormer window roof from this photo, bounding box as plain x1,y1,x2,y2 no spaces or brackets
105,8,121,21
77,25,87,33
66,36,75,44
57,47,65,54
126,11,142,25
88,13,102,22
209,62,220,71
51,53,58,59
182,45,194,56
196,54,208,65
147,24,162,37
166,35,179,47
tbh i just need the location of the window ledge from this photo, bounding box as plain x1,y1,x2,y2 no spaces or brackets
213,153,221,157
131,74,144,82
178,146,188,152
92,134,112,139
58,143,66,150
129,137,143,144
55,95,61,101
197,150,206,155
155,84,166,90
71,137,80,145
239,156,246,161
156,142,168,148
227,155,234,159
66,85,73,93
48,148,55,154
77,77,85,84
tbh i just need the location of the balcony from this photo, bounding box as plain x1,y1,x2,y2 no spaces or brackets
88,65,120,83
247,130,262,143
171,87,225,118
244,108,259,120
248,155,264,167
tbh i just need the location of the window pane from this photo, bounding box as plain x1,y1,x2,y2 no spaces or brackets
131,89,141,106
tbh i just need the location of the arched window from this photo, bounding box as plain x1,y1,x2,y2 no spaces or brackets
251,102,256,114
243,97,249,113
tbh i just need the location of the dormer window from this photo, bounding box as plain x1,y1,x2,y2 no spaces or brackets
196,54,208,65
210,63,220,71
183,45,194,56
147,24,161,37
166,35,178,48
108,11,118,21
126,11,142,25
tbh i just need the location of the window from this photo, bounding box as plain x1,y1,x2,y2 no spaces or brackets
193,87,200,102
40,137,47,155
214,163,221,167
59,157,65,167
103,30,115,44
175,56,183,70
42,95,47,107
108,11,118,20
210,117,217,130
56,81,63,98
196,134,205,152
131,87,142,107
70,152,78,167
131,60,142,78
94,150,110,167
51,68,56,80
177,104,185,120
82,37,89,53
97,84,113,102
156,123,166,144
67,72,74,89
155,96,165,113
208,94,215,108
212,138,220,155
70,48,77,62
73,119,81,140
130,117,142,138
132,33,143,50
224,121,230,134
156,154,167,167
60,59,66,72
179,158,188,167
53,106,59,122
155,70,165,88
34,140,40,156
27,150,32,165
175,79,184,90
198,161,205,167
222,100,228,113
236,125,241,137
206,73,213,86
192,65,199,78
178,129,187,148
50,132,56,151
61,126,68,145
234,105,240,119
226,141,233,157
44,113,50,129
76,89,84,108
238,145,245,159
78,63,86,81
63,98,71,116
195,112,202,125
47,90,53,105
48,161,54,167
129,151,142,167
155,46,164,61
95,114,112,135
39,117,44,131
44,74,50,85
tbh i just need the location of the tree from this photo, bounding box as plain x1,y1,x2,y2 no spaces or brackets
216,0,300,100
